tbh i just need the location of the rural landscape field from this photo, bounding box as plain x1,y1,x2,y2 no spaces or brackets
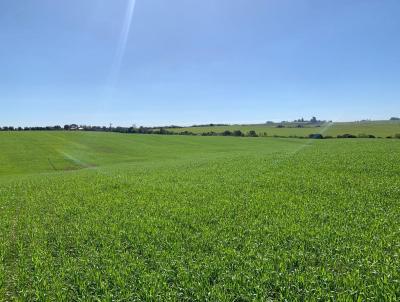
2,0,400,300
1,129,399,300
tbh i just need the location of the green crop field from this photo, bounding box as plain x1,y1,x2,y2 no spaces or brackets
168,121,400,138
1,132,399,301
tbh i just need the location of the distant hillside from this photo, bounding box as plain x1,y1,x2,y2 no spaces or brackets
164,121,400,138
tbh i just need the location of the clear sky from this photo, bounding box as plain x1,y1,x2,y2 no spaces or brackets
1,0,399,126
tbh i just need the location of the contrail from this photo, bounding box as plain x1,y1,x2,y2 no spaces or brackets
108,0,137,92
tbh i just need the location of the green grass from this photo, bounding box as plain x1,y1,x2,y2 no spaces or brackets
1,132,399,301
169,120,400,137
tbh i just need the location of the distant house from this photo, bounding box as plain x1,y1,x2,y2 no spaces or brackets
70,124,79,130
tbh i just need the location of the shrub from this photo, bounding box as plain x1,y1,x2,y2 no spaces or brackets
152,128,173,135
358,133,375,138
337,134,357,138
309,133,324,139
201,132,216,136
222,130,232,136
247,130,258,137
394,133,400,139
232,130,244,137
179,131,195,136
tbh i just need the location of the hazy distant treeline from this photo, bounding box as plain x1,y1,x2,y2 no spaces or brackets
1,124,399,139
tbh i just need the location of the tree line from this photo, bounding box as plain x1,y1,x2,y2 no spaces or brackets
1,124,399,139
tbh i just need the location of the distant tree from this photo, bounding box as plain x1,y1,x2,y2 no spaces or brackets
276,124,285,128
310,116,317,123
179,131,194,136
309,133,323,139
337,134,357,138
394,133,400,139
232,130,244,137
128,127,137,133
138,126,146,134
358,133,375,138
247,130,258,137
222,130,232,136
155,127,172,135
390,117,400,121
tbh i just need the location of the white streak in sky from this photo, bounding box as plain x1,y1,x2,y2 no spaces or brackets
108,0,137,91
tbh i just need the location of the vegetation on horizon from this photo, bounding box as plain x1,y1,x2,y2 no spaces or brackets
1,118,400,139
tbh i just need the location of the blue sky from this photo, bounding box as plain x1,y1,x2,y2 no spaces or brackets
1,0,399,126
